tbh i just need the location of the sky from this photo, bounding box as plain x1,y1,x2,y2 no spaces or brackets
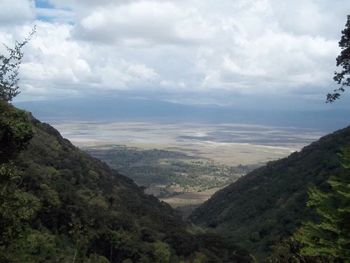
0,0,350,110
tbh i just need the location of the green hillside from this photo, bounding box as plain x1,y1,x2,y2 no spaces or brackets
190,125,350,260
0,101,252,263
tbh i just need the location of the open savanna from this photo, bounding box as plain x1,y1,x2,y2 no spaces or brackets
51,121,323,211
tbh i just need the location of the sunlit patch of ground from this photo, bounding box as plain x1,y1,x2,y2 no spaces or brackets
52,121,322,166
160,187,220,207
160,188,222,219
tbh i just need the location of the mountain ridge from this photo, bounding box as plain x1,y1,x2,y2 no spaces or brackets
0,101,252,262
190,124,350,259
15,98,350,131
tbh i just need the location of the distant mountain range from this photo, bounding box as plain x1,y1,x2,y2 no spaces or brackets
15,97,350,131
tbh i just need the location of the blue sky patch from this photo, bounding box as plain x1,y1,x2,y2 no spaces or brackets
35,0,54,9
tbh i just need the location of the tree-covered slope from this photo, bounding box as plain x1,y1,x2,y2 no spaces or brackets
0,101,251,263
190,125,350,259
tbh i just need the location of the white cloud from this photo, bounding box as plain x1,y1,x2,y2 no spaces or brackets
0,0,35,25
271,0,349,39
127,64,159,81
74,1,215,46
14,22,162,98
201,31,338,94
0,0,349,103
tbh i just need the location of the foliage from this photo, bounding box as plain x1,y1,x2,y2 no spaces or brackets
0,27,35,102
190,126,350,260
0,102,38,261
0,100,33,161
4,229,71,263
0,163,41,246
294,147,350,262
152,241,171,263
328,15,350,102
0,103,252,262
86,145,254,197
266,238,335,263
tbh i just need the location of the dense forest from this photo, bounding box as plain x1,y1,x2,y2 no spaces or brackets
190,125,350,261
2,99,349,262
0,101,252,262
1,6,350,263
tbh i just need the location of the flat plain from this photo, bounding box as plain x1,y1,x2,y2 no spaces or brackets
51,121,324,212
52,121,322,164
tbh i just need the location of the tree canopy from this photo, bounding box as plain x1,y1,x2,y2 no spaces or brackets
0,27,35,102
327,15,350,102
294,147,350,262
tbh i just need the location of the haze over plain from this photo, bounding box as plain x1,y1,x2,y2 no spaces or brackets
1,0,349,124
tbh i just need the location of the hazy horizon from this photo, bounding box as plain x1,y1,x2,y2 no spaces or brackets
15,96,350,132
2,0,350,127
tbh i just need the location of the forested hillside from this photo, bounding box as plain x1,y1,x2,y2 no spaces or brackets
190,125,350,260
0,101,252,262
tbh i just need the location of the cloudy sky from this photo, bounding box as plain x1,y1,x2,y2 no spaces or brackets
1,0,349,109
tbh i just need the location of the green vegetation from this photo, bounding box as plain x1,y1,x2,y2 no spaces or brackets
190,126,350,260
266,238,334,263
0,28,35,102
2,16,349,262
294,147,350,262
328,15,350,102
0,101,252,262
191,15,350,261
85,145,254,197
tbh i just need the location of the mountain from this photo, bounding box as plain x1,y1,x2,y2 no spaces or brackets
0,101,252,263
15,97,350,130
190,125,350,260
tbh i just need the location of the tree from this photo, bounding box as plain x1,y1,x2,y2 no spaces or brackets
294,147,350,262
153,241,171,263
0,101,37,260
0,27,35,102
327,15,350,102
0,100,33,162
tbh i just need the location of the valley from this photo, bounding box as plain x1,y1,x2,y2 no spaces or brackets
2,2,349,261
83,144,257,216
51,121,323,211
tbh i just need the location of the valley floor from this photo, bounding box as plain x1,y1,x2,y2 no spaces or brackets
51,121,323,210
